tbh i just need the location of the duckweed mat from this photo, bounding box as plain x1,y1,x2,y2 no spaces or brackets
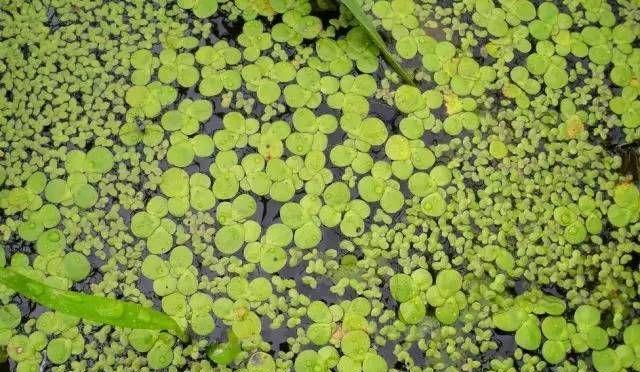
1,0,640,371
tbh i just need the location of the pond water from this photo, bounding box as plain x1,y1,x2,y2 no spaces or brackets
1,0,640,371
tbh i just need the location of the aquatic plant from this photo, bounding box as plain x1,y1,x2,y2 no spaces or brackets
2,0,640,370
0,268,186,339
206,329,241,365
339,0,414,84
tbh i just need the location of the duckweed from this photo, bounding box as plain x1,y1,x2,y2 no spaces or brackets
1,0,640,370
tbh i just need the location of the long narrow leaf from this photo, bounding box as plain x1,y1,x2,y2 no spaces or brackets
0,267,187,340
206,329,241,365
339,0,414,84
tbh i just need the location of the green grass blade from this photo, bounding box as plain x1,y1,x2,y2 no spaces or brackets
339,0,414,85
0,267,187,340
206,330,241,365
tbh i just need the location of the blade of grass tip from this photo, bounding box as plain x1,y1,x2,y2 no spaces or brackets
338,0,414,85
0,267,188,341
206,329,242,366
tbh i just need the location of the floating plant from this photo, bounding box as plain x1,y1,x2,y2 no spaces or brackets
1,0,640,371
